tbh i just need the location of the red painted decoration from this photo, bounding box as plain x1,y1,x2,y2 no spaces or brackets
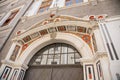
89,16,95,20
58,26,66,31
39,29,48,35
43,21,48,25
17,31,21,35
82,35,91,43
50,14,55,18
3,74,6,78
22,44,28,51
89,74,92,79
78,28,83,32
98,16,104,19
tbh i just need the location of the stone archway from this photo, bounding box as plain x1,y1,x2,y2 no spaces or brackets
16,32,93,80
17,32,93,65
0,15,111,80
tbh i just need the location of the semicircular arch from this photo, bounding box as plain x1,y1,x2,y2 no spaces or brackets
17,32,93,66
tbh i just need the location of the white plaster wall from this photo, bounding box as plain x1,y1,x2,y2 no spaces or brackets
105,19,120,60
105,19,120,80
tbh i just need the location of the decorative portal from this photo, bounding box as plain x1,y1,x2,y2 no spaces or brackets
96,61,104,80
85,65,95,80
10,45,20,61
29,43,82,66
18,69,25,80
10,69,19,80
0,66,12,80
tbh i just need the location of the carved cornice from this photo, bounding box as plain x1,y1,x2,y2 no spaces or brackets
1,59,28,69
79,52,108,63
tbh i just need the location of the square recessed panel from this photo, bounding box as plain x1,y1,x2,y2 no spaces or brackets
39,29,48,35
30,32,40,39
23,35,31,43
87,28,92,34
67,26,76,31
10,45,20,61
77,26,86,33
58,26,66,31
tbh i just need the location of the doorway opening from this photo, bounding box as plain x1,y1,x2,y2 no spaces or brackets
24,43,83,80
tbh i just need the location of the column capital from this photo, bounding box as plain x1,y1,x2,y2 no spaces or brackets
80,52,108,63
1,59,28,69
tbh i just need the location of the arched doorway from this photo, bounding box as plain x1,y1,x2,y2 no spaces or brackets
24,43,83,80
0,15,111,80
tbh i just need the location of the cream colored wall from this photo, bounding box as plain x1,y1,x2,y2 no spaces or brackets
97,16,120,80
104,17,120,80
